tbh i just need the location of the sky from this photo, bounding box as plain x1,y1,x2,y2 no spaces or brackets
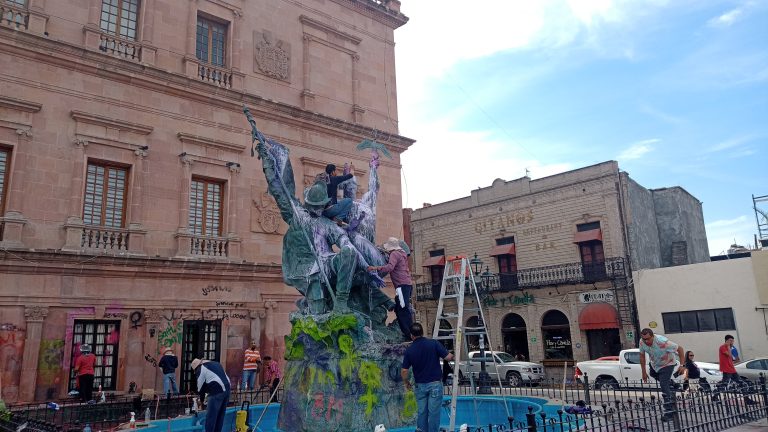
393,0,768,256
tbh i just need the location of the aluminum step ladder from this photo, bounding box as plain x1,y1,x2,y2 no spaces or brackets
431,256,509,431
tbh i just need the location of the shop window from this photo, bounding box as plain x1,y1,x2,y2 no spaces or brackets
465,315,488,352
661,308,736,334
189,177,223,236
541,310,573,360
180,320,221,392
83,162,129,228
196,16,227,67
68,320,120,391
100,0,140,40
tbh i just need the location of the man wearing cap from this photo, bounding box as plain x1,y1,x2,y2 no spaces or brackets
241,340,261,391
158,348,179,396
74,344,96,402
191,358,231,432
368,237,414,340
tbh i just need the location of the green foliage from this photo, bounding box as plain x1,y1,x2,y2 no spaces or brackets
358,361,383,416
402,390,417,419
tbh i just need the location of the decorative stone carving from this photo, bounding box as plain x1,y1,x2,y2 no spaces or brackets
24,306,48,322
73,138,88,148
251,190,281,234
144,309,163,323
15,128,32,138
254,31,290,81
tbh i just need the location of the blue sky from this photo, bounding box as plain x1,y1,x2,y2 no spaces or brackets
394,0,767,256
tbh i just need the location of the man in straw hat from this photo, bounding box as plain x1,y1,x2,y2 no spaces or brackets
158,348,179,396
191,358,231,432
369,237,414,340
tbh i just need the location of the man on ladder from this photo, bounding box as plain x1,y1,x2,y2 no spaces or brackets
401,322,454,432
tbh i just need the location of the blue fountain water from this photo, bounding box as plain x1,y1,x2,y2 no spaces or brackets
135,396,574,432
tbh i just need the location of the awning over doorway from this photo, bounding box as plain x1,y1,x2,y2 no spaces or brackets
489,244,516,256
573,228,602,243
579,303,619,330
422,256,445,267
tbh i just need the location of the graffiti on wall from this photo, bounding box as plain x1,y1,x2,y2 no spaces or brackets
0,328,25,402
38,339,65,387
157,320,183,353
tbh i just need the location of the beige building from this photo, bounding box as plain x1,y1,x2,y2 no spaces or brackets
0,0,411,402
406,161,709,374
634,250,768,364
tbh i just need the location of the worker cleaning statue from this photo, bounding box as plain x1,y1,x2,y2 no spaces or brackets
244,107,415,432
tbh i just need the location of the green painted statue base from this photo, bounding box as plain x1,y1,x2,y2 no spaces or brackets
278,311,417,432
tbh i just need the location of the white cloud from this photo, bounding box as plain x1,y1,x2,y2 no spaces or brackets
638,104,685,125
707,135,756,152
617,139,657,161
708,7,744,27
705,215,757,255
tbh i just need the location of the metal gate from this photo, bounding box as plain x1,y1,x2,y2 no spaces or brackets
180,320,221,392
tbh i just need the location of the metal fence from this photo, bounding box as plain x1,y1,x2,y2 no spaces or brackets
0,387,283,432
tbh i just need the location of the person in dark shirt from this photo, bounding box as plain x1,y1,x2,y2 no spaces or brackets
320,164,355,225
401,323,454,432
191,359,231,432
158,349,179,396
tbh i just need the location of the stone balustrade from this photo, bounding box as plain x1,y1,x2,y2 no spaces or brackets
1,3,28,30
189,235,229,257
81,226,130,251
98,32,142,62
198,63,233,88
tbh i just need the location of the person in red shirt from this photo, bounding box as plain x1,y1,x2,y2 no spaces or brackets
74,344,96,402
719,335,756,405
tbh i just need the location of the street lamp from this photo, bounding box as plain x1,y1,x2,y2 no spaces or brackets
470,252,483,276
470,252,493,394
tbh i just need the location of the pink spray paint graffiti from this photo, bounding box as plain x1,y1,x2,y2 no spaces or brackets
0,328,26,403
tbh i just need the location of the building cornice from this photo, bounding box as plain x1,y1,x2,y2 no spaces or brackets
71,110,154,135
0,95,42,113
177,132,246,154
300,15,362,45
0,28,416,153
326,0,408,29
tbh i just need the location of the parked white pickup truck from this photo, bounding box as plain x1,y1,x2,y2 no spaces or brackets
574,349,722,389
457,351,546,386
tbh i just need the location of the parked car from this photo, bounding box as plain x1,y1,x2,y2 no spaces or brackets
735,358,768,382
575,349,722,389
456,351,545,386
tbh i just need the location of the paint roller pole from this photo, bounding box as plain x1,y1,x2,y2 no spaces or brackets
253,377,283,430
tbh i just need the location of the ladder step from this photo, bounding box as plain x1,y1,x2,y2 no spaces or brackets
434,336,455,341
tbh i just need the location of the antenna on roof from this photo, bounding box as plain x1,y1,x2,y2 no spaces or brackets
525,167,530,177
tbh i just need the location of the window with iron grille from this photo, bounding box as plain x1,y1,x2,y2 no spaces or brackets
180,320,221,392
196,16,227,66
83,162,128,228
189,178,223,236
68,320,120,391
100,0,140,40
0,148,10,215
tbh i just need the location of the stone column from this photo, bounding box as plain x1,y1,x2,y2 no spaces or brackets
26,0,49,34
83,0,103,48
183,0,200,77
174,156,193,257
1,129,32,247
19,306,49,402
139,0,157,65
229,11,245,89
225,164,241,258
351,54,364,123
127,148,148,254
62,139,88,251
249,309,264,349
301,35,315,110
142,310,163,393
263,301,277,356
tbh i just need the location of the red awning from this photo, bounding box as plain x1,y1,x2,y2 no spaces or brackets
579,303,619,330
422,256,446,267
489,244,516,256
574,228,603,243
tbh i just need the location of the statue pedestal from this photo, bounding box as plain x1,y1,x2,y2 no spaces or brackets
278,311,416,432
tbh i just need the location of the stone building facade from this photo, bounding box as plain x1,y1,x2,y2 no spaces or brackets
0,0,411,402
406,161,708,374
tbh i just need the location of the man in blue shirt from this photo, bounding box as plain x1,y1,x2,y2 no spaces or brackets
401,323,454,432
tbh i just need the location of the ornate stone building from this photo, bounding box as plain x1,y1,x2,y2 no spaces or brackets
406,161,708,375
0,0,411,402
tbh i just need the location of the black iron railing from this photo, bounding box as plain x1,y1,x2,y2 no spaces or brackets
416,257,627,301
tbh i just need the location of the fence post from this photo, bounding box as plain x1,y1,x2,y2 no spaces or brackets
526,406,537,432
582,373,591,406
760,374,768,419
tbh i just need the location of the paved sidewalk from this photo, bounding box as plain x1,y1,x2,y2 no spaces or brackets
728,419,768,430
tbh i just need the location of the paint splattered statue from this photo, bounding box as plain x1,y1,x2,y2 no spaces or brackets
246,107,394,322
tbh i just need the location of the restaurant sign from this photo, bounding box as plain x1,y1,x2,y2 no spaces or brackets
578,290,614,304
483,293,534,308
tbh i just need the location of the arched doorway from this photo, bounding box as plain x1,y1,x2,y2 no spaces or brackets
437,319,454,352
541,310,573,360
501,313,529,361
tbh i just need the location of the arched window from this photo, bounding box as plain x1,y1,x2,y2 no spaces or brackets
501,313,528,361
541,310,573,360
466,316,488,352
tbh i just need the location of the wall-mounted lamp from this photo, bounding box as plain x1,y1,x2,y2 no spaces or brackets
138,145,149,151
179,152,187,157
225,162,241,168
149,328,156,338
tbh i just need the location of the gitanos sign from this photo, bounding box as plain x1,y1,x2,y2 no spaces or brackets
578,290,614,304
